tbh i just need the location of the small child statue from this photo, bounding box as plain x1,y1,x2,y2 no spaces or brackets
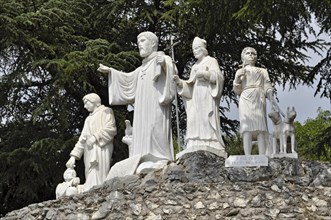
55,168,82,199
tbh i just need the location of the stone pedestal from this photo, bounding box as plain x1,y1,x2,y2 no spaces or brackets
269,152,298,159
176,145,228,159
225,155,268,167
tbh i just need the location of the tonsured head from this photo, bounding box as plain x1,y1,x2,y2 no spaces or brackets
82,93,101,112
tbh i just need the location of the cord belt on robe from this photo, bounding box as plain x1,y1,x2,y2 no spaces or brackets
243,85,262,90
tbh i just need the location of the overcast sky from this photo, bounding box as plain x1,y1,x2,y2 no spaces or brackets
224,49,330,127
224,54,330,126
225,19,330,126
223,82,330,134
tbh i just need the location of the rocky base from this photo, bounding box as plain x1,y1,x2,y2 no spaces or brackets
3,151,331,219
176,145,228,159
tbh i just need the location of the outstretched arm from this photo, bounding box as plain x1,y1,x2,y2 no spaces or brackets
97,64,112,74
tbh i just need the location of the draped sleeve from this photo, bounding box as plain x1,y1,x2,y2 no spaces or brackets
156,55,176,105
93,107,117,147
207,57,224,98
233,69,244,95
262,68,273,94
108,67,141,105
70,117,90,159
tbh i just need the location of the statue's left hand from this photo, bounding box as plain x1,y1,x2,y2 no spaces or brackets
87,136,96,149
156,52,166,67
66,156,76,168
196,67,210,80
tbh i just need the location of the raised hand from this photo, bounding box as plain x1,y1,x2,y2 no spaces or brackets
97,64,111,74
156,52,166,68
235,68,246,84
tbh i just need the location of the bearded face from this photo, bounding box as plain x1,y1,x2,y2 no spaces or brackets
137,36,156,58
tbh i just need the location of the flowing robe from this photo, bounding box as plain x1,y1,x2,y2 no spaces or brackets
108,51,175,161
233,66,273,136
70,105,116,191
178,56,225,149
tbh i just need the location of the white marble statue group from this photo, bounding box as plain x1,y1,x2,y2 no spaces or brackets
56,32,297,198
233,47,297,157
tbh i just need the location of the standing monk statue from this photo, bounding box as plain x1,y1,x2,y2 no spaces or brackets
98,32,176,171
173,37,225,153
233,47,280,155
66,93,117,191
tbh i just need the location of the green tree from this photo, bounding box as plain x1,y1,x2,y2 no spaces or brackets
224,133,244,155
295,109,331,162
0,0,136,215
161,0,330,134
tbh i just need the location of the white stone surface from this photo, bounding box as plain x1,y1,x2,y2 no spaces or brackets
173,37,225,151
55,168,82,199
136,154,169,174
312,197,328,207
225,155,268,167
269,107,297,156
194,201,205,209
98,31,175,165
106,155,141,180
233,198,249,208
107,153,172,179
269,152,298,159
271,184,282,192
176,145,227,159
122,120,133,157
233,47,281,155
66,93,116,192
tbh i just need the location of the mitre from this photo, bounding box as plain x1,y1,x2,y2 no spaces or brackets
192,37,207,48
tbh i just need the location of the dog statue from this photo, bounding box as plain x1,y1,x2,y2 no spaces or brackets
268,107,297,155
281,107,297,154
268,109,283,154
